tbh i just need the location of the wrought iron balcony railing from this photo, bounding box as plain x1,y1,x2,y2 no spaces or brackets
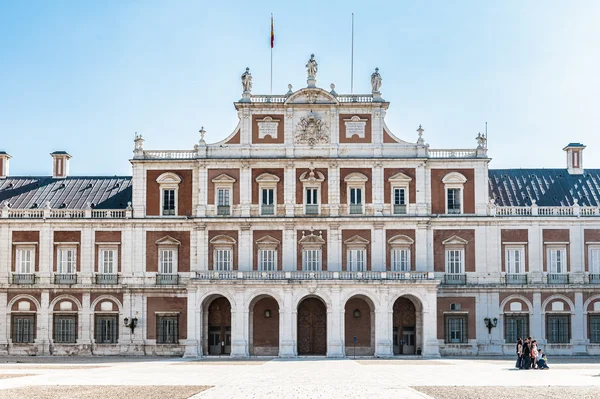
12,274,36,285
95,274,119,285
217,205,230,216
156,274,179,285
505,274,528,285
305,204,319,215
547,273,569,284
261,204,275,216
443,273,467,285
393,204,407,215
349,204,363,214
589,274,600,284
54,274,77,285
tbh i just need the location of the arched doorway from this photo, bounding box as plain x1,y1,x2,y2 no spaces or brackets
392,296,419,355
344,296,374,356
297,297,327,355
205,296,231,355
249,295,279,356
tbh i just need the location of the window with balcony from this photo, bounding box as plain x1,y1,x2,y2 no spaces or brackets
548,248,566,274
388,171,412,215
446,249,464,274
217,188,231,215
16,247,34,274
157,314,179,344
300,168,325,215
392,249,410,271
443,235,468,284
303,249,321,271
155,235,181,285
504,315,529,343
211,235,236,271
212,173,236,216
256,172,280,216
344,234,369,272
444,315,468,343
53,314,77,343
505,247,527,284
589,247,600,283
442,172,467,215
159,248,176,274
299,230,325,271
56,247,77,284
345,172,368,215
94,315,118,344
255,235,280,271
11,314,35,343
349,188,363,214
96,247,118,285
546,314,570,343
156,172,182,216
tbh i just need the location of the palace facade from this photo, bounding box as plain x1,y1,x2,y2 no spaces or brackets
1,60,600,358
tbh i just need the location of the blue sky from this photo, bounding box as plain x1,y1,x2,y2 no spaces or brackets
1,1,599,176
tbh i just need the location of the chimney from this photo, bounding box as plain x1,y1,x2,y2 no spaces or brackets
563,143,585,175
0,152,11,179
51,151,71,179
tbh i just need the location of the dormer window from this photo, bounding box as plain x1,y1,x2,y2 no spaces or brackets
156,172,182,216
256,173,280,216
345,172,368,215
299,168,325,215
344,235,369,272
299,230,326,271
442,172,467,215
388,172,412,215
212,173,236,216
210,235,236,271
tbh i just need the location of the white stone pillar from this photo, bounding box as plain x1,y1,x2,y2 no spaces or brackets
240,164,251,217
474,162,489,215
328,107,339,158
0,292,8,351
372,162,384,215
372,223,385,271
528,224,543,283
415,222,429,272
283,223,296,271
279,287,296,357
285,162,296,216
532,292,543,343
196,224,207,271
416,163,429,216
327,287,344,357
570,226,585,283
572,292,586,353
375,287,393,357
37,291,50,355
197,164,207,217
184,289,200,357
285,108,295,158
231,288,248,357
328,224,341,271
39,225,52,283
238,224,251,271
328,162,340,217
80,227,93,284
422,288,441,358
131,163,146,218
79,293,92,350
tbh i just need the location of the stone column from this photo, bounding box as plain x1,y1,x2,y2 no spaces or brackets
416,162,429,216
184,289,200,357
279,287,296,357
80,227,93,285
79,293,92,353
572,292,586,353
196,224,207,271
415,222,429,272
238,223,251,271
327,287,344,357
283,223,296,271
421,288,441,358
0,293,8,354
328,162,340,217
196,164,207,217
528,224,543,283
285,162,296,216
372,162,384,215
131,163,146,218
230,288,249,357
328,224,341,271
372,223,385,271
532,292,543,342
37,291,50,355
39,225,52,284
375,287,393,357
240,163,251,217
570,226,585,283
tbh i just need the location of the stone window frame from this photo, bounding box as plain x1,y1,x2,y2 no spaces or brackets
299,168,325,215
212,173,236,216
388,234,414,272
546,244,568,274
388,172,412,215
299,230,326,271
11,313,36,344
56,245,78,275
587,243,600,274
156,235,181,275
504,245,525,275
442,172,467,215
14,244,36,274
156,313,180,344
255,172,280,216
255,235,280,271
210,234,236,271
94,314,119,344
156,172,182,217
344,235,369,272
443,235,468,274
443,313,468,344
344,172,369,215
97,244,119,275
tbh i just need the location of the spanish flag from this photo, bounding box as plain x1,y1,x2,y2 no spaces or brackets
270,14,274,48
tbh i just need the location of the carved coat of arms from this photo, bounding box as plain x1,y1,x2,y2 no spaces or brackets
295,112,328,147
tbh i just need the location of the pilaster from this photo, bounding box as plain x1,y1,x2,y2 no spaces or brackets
285,162,296,216
372,223,385,271
279,287,296,357
240,163,251,217
327,287,344,357
572,292,586,353
196,224,207,271
238,223,251,271
283,223,296,271
0,225,9,284
375,287,393,357
79,293,92,349
415,223,429,272
80,226,93,284
372,161,384,215
532,292,543,343
328,162,340,217
36,291,50,355
230,288,249,357
184,289,200,357
196,164,207,217
421,288,441,358
328,224,341,271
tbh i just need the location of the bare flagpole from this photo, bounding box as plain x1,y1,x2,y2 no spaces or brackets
351,13,354,94
270,14,273,95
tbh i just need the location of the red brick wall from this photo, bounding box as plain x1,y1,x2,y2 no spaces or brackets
296,230,328,271
145,231,190,272
340,168,372,204
542,229,570,272
251,168,285,205
252,230,283,271
208,230,239,271
53,231,81,272
12,231,40,272
344,297,372,347
437,297,476,340
95,231,122,273
207,169,240,205
385,229,416,271
252,115,285,144
584,229,600,272
146,297,187,340
433,230,476,272
146,170,193,216
296,168,329,204
383,168,416,204
252,297,279,353
430,169,475,214
500,229,529,272
341,230,371,271
339,114,372,144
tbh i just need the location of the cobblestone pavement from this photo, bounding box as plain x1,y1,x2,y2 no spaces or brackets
0,357,598,399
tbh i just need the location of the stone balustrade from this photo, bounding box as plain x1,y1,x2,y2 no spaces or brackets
491,202,600,217
2,207,130,219
194,270,435,281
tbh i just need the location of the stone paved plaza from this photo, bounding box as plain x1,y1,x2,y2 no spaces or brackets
0,356,599,398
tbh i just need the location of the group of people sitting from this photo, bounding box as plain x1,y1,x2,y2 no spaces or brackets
516,337,549,369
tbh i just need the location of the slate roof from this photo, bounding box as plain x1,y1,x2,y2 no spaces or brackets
0,177,132,209
489,169,600,207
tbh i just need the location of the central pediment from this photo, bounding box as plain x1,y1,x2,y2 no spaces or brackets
285,87,338,105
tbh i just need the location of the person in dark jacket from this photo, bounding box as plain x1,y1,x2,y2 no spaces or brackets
522,337,531,369
516,338,523,369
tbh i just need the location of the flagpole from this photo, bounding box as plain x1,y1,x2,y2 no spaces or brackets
270,13,273,95
351,13,354,94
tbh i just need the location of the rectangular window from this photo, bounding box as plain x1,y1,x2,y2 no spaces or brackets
162,189,176,216
99,248,117,274
305,188,319,214
57,248,76,274
589,315,600,344
53,315,77,343
350,188,362,205
548,248,566,274
444,315,468,343
11,315,35,343
16,247,34,274
157,315,179,344
506,248,524,274
446,249,464,274
94,315,118,344
447,188,461,214
159,248,177,274
393,187,407,214
261,188,275,215
303,249,321,271
348,249,366,271
215,249,232,271
504,315,529,343
259,249,276,271
392,248,410,271
590,248,600,274
546,314,570,343
217,189,230,206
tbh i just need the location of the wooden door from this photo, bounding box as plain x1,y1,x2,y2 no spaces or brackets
297,298,327,355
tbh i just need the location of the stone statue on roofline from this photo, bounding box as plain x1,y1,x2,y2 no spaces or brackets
306,54,318,78
371,67,382,93
241,67,252,93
